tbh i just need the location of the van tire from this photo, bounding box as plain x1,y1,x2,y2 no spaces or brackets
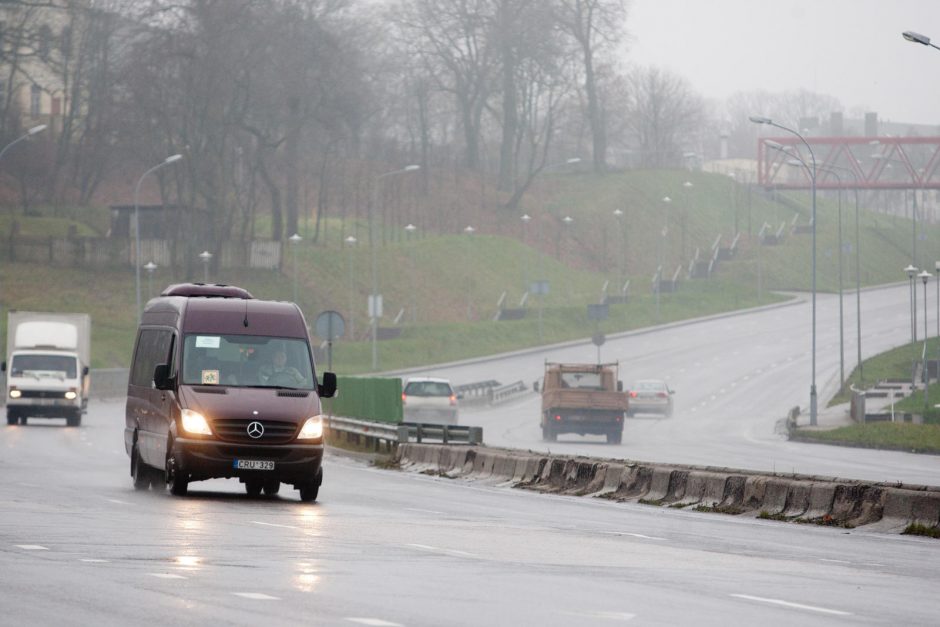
165,443,188,496
6,409,18,425
299,468,322,503
66,410,81,427
262,480,280,496
132,444,152,491
245,481,263,498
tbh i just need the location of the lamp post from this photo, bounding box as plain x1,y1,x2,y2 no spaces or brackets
370,164,420,370
613,209,625,297
0,124,46,164
902,30,940,52
345,235,357,339
920,270,931,406
657,197,671,323
404,223,417,323
682,181,693,262
521,213,531,293
134,153,183,321
198,250,212,283
751,115,818,425
288,233,302,304
143,261,157,299
936,260,940,403
463,225,475,320
906,264,918,387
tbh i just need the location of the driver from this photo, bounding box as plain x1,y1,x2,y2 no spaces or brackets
258,347,305,386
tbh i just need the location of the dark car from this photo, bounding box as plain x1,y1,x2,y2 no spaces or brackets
124,283,336,501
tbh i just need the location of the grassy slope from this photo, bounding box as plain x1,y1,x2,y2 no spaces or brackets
3,169,939,373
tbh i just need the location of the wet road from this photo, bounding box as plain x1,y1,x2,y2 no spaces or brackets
403,284,940,485
2,401,939,625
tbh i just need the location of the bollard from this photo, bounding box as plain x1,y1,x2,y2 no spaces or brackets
468,426,483,445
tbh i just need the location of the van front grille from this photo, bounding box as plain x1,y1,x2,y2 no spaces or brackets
18,390,67,399
211,418,298,444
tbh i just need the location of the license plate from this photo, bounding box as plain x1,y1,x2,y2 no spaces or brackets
234,459,275,471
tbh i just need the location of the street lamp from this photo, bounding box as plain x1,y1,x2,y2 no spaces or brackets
521,214,532,293
198,250,212,283
370,164,420,370
463,226,475,319
751,115,818,425
404,223,417,323
345,235,357,339
0,124,46,164
613,209,625,297
143,261,157,299
906,264,919,387
134,153,183,321
657,197,671,323
682,181,693,262
288,233,302,304
920,270,931,406
903,30,940,51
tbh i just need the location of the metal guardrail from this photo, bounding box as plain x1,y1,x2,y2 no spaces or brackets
454,379,501,405
491,380,528,404
326,415,483,451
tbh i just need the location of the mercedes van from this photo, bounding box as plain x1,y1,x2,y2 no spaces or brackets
124,283,336,501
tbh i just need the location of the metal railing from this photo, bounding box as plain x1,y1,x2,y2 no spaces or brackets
326,415,483,451
491,380,528,404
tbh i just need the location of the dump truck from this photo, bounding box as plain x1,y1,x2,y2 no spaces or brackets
539,362,629,444
2,312,91,426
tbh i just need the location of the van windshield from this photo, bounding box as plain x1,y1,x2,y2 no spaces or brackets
182,334,314,390
11,354,77,378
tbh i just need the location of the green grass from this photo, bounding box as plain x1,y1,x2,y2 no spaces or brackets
792,422,940,454
829,339,938,406
5,168,940,374
903,523,940,538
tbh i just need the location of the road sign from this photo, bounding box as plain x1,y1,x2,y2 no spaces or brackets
592,332,605,346
368,294,383,318
315,310,346,341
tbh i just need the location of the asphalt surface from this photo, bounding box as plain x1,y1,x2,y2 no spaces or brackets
406,284,940,485
2,400,939,626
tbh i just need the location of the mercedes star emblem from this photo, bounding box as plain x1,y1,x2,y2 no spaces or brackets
246,421,264,439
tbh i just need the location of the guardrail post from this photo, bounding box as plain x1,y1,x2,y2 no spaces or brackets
416,424,423,443
397,425,410,444
442,425,449,444
468,426,483,445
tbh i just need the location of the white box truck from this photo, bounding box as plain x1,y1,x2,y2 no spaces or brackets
2,312,91,426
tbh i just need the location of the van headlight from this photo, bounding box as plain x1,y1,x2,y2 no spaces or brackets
181,409,212,436
9,388,21,399
297,415,324,440
65,390,77,400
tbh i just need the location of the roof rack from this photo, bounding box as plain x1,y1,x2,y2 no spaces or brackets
160,283,254,299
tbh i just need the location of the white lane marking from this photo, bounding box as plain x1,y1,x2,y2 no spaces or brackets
405,508,444,515
149,573,186,579
232,592,279,600
819,558,852,564
562,611,636,621
16,545,48,551
730,594,851,616
407,543,478,558
107,498,129,505
79,558,110,563
346,619,404,626
251,521,298,530
600,531,665,541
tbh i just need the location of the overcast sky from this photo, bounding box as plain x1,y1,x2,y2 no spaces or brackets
627,0,940,126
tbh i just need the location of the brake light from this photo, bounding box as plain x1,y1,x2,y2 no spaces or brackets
658,392,668,398
629,391,637,398
554,415,562,421
401,393,407,405
449,394,457,406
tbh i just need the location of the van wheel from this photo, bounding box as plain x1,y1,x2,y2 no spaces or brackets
166,444,188,496
262,480,280,496
131,444,151,490
299,468,322,503
20,415,27,425
66,410,81,427
7,409,18,425
245,481,263,498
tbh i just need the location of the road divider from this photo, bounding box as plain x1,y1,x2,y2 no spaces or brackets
396,444,940,534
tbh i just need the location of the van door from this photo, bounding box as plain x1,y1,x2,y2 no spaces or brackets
150,332,177,466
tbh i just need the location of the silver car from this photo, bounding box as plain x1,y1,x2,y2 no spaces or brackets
402,377,459,425
627,379,674,417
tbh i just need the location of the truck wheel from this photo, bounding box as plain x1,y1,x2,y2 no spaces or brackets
165,442,188,496
606,430,623,445
6,409,18,426
542,424,557,442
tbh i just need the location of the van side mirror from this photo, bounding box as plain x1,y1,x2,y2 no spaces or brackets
153,364,173,390
318,371,337,398
0,361,5,373
82,366,89,376
617,380,623,392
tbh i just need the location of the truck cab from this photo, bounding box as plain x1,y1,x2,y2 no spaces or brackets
540,362,629,444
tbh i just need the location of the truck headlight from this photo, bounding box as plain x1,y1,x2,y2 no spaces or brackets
297,415,324,440
65,390,77,400
9,388,21,399
181,409,212,436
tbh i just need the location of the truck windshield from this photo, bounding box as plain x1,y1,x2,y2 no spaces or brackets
182,334,314,390
11,354,78,378
560,372,603,389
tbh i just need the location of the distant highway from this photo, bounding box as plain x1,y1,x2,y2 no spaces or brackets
400,283,940,485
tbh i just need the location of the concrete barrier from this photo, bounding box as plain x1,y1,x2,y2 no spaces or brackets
394,444,940,535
